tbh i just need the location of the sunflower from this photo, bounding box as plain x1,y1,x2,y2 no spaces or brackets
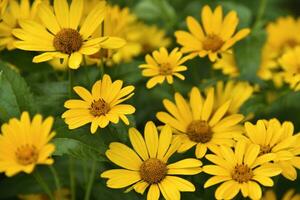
213,52,238,77
135,23,171,53
62,74,135,134
156,87,244,158
101,121,202,200
86,4,142,66
12,0,125,69
175,5,250,62
0,0,42,50
0,112,55,177
139,47,191,89
212,80,254,115
203,141,282,200
262,189,300,200
278,46,300,91
266,16,300,56
244,119,300,181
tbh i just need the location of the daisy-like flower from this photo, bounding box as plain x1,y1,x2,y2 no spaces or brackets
0,0,42,50
139,47,191,89
0,112,55,177
266,16,300,56
278,46,300,91
12,0,125,69
156,87,244,158
101,121,202,200
262,189,300,200
175,5,250,62
213,80,254,115
244,119,300,181
203,141,282,200
136,23,171,53
62,74,135,134
213,52,239,77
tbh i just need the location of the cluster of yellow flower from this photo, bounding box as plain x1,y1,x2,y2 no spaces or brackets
214,16,300,91
0,0,299,200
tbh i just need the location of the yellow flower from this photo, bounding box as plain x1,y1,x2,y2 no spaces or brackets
12,0,124,69
213,52,238,77
19,188,70,200
175,5,250,62
266,16,300,56
62,74,135,134
0,0,8,15
213,80,254,115
278,46,300,91
0,112,55,177
203,141,282,200
136,23,171,53
87,4,141,66
156,87,244,158
0,0,42,50
244,119,300,181
101,121,202,200
139,47,191,89
262,189,300,200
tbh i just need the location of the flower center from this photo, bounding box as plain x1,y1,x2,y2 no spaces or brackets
232,164,253,183
203,34,224,52
186,120,213,143
90,99,110,117
140,158,167,184
259,145,272,155
53,28,83,54
285,39,298,49
159,63,173,75
15,144,39,165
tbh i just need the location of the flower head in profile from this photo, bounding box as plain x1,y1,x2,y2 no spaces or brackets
101,121,202,200
62,74,135,134
12,0,125,69
156,87,244,158
244,119,300,181
139,47,191,89
212,80,254,115
203,141,281,200
0,112,55,177
278,46,300,91
0,0,42,50
175,5,250,62
262,189,300,200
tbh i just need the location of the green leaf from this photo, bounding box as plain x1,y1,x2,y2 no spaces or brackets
0,61,35,122
234,30,266,83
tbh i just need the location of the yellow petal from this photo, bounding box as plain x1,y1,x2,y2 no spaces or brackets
129,128,149,161
147,184,160,200
54,0,69,28
69,0,83,29
145,121,159,158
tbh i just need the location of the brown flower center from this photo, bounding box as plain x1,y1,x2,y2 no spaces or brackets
159,63,173,75
140,158,167,184
203,34,224,52
15,144,39,165
259,145,272,155
89,49,110,59
232,164,253,183
186,120,213,143
90,99,110,116
53,28,83,54
284,39,299,49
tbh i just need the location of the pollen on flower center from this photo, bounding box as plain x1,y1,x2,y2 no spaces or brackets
186,120,213,143
140,158,167,184
159,63,173,75
15,144,39,165
90,99,110,117
202,34,224,52
232,164,253,183
53,28,83,54
259,145,272,155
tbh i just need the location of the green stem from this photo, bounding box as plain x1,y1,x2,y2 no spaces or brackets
49,165,61,191
69,158,76,200
68,68,74,98
33,170,55,200
84,160,97,200
99,61,105,78
253,0,268,28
